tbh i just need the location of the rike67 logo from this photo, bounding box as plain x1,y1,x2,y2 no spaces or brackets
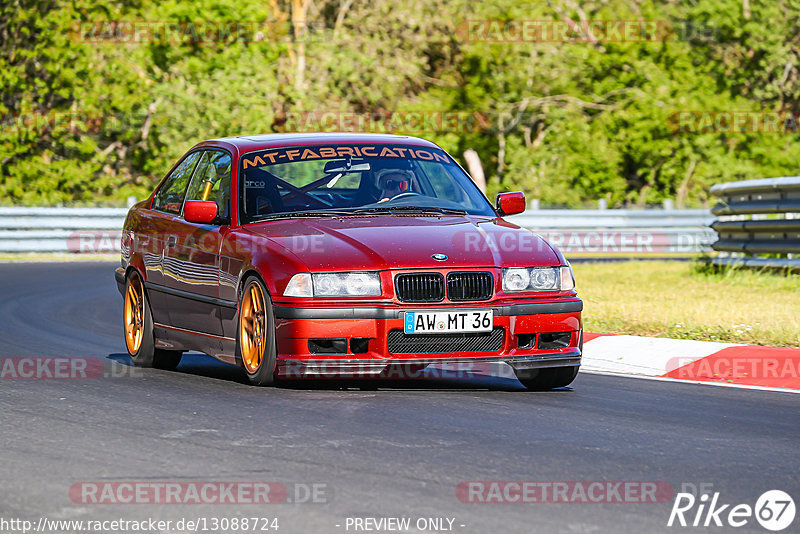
668,490,795,531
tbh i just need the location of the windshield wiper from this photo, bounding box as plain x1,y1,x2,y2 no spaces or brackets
352,206,467,216
252,210,354,221
253,206,468,221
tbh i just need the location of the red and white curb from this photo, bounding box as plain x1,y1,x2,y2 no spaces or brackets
582,333,800,392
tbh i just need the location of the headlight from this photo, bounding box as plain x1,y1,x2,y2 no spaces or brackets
502,266,575,292
284,272,382,297
503,268,531,291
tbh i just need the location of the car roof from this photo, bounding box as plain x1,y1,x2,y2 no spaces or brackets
192,132,443,154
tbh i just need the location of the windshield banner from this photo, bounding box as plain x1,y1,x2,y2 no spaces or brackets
242,145,451,169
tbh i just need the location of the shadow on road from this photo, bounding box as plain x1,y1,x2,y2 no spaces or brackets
106,352,579,393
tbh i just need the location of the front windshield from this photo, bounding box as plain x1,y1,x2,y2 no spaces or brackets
238,144,495,222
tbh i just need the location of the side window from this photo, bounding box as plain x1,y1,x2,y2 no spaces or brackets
152,151,202,214
185,150,233,224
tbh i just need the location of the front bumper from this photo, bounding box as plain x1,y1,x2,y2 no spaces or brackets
273,299,582,378
278,351,581,378
114,267,126,295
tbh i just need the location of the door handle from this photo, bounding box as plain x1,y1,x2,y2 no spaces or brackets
167,235,177,248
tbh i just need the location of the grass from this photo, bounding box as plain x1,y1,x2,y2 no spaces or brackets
573,260,800,347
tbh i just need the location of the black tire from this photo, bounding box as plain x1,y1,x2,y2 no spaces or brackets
515,329,582,390
515,366,580,391
125,272,184,370
236,276,277,386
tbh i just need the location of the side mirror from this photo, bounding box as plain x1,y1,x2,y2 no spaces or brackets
495,192,526,216
184,200,218,224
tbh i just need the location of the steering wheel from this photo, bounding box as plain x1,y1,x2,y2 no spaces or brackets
389,192,423,201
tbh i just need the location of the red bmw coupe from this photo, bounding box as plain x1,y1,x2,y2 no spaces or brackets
115,133,582,389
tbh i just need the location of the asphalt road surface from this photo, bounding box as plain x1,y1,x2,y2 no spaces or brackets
1,262,798,534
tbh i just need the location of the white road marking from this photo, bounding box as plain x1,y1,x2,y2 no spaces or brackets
581,368,800,394
581,335,739,376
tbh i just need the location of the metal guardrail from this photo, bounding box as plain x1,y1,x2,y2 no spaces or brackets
0,208,127,253
0,206,715,255
509,209,716,254
710,177,800,270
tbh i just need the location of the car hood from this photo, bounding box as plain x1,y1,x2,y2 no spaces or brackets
243,215,560,271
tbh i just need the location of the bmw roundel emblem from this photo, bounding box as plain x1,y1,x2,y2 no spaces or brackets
432,253,448,261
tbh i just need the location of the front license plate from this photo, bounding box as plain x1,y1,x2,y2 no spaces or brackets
403,310,493,334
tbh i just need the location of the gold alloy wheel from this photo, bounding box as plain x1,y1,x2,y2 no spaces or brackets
124,275,144,354
240,281,267,374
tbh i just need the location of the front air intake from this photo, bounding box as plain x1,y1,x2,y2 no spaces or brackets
394,273,445,302
446,271,493,301
388,328,505,354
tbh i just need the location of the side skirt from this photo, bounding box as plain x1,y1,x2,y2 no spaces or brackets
153,323,238,365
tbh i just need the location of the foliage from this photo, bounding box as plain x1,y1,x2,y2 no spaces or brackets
1,0,799,206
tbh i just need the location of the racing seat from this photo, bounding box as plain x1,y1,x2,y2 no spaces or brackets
243,169,284,216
